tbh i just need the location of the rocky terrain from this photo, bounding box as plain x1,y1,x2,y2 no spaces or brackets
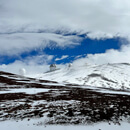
0,71,130,125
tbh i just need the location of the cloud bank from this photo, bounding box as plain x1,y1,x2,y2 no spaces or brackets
0,32,81,55
1,0,130,35
73,44,130,66
1,0,130,74
1,0,130,52
0,54,54,74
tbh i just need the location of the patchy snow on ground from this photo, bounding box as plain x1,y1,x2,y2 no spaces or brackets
69,85,130,96
0,88,50,94
0,69,130,129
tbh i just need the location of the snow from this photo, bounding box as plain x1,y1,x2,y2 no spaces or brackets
0,120,130,130
97,89,130,96
27,63,130,90
0,88,50,94
40,82,65,86
66,85,130,96
1,64,130,129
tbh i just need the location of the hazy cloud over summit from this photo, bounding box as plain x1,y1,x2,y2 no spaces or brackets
1,0,130,35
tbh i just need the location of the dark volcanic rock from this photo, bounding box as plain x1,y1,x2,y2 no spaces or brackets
0,71,130,125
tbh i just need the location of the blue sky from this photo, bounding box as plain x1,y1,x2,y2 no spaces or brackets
0,35,122,65
44,37,121,64
1,0,130,74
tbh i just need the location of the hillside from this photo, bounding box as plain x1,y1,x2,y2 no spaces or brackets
30,63,130,90
0,70,130,129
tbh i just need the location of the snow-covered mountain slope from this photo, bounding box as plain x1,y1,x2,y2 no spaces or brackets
0,70,130,126
29,63,130,90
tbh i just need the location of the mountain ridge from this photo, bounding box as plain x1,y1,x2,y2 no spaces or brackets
29,63,130,90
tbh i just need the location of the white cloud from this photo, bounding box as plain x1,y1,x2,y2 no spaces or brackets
1,0,130,47
1,0,130,36
0,62,49,75
22,54,54,65
0,54,54,74
55,55,68,61
0,33,81,55
73,44,130,66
